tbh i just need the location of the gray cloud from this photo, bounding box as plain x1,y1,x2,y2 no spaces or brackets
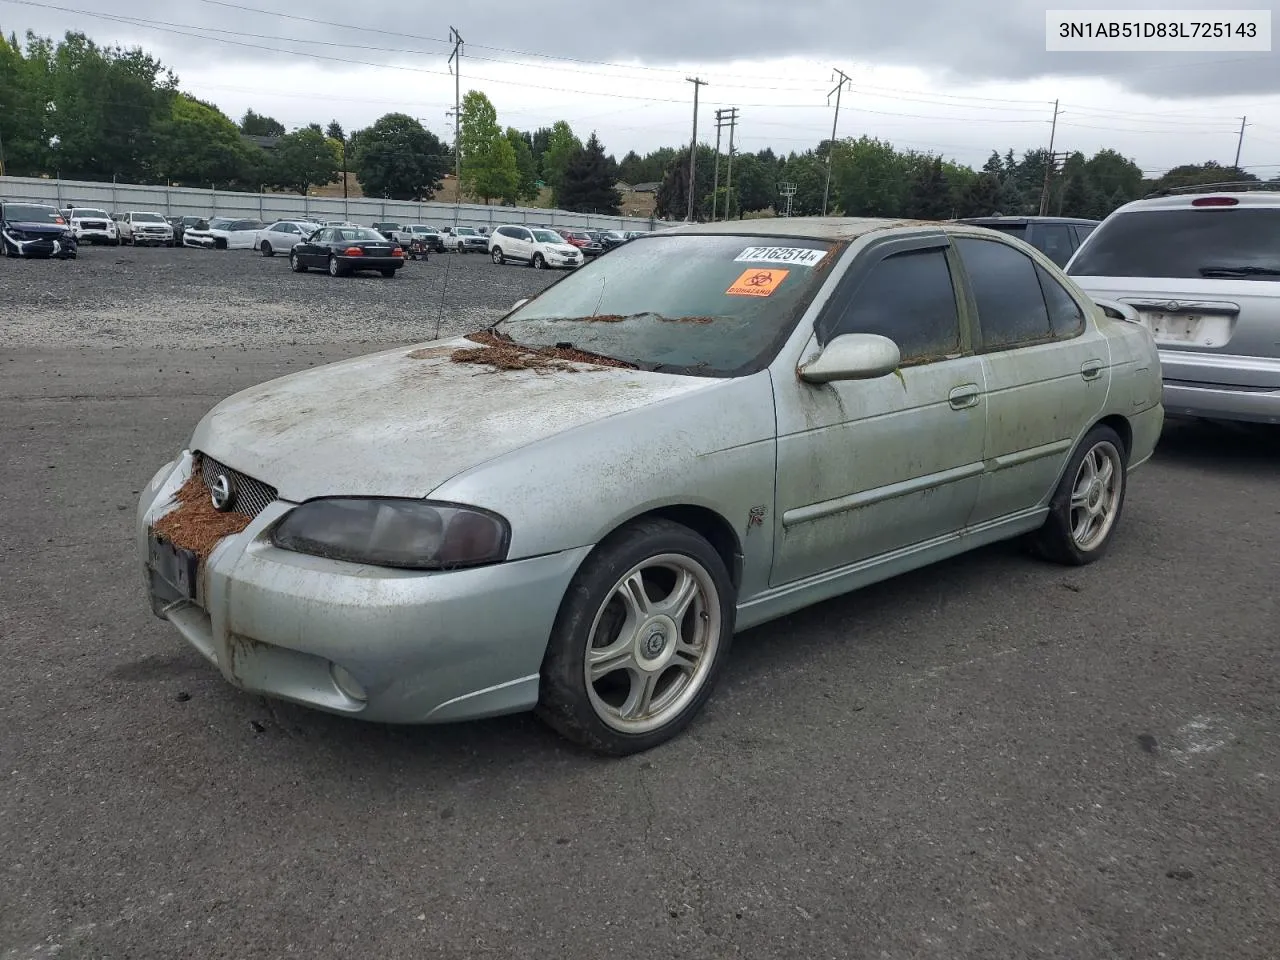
4,0,1275,99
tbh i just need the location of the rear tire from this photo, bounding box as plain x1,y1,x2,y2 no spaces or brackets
328,254,345,277
290,251,307,273
1029,424,1128,566
381,267,396,278
261,241,274,257
491,247,504,264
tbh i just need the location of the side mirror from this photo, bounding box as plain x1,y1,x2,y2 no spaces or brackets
798,333,901,384
1092,297,1141,324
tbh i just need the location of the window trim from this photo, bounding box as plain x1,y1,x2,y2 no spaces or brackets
950,233,1092,354
812,232,972,367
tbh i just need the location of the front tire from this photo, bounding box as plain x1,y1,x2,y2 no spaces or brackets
290,251,307,273
536,518,735,756
1030,424,1128,566
532,253,546,270
261,241,274,257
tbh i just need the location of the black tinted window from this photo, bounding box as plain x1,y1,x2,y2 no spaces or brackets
824,247,961,365
956,237,1052,349
1036,265,1085,338
1035,224,1075,266
1068,208,1280,281
4,204,61,222
1072,224,1095,245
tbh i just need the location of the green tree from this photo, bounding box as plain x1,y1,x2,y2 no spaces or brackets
958,172,1002,217
655,144,720,219
904,157,951,220
350,112,448,200
240,108,284,137
0,31,52,176
541,120,582,204
325,120,344,141
558,132,622,214
270,127,339,194
1083,148,1142,202
505,127,539,202
996,176,1025,215
730,152,777,215
152,93,262,187
457,90,517,203
832,136,909,216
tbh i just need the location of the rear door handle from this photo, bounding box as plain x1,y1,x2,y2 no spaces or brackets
1081,360,1104,381
948,384,981,410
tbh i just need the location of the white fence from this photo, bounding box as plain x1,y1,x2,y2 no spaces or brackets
0,175,661,233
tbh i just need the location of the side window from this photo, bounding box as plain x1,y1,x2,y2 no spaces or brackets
1034,224,1075,266
823,246,962,365
1035,265,1085,338
955,237,1052,349
519,229,533,241
1072,224,1095,246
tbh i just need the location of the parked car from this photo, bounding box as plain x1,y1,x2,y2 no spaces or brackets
137,217,1161,756
371,222,410,243
113,211,174,247
557,229,604,257
1,201,77,259
444,225,487,253
288,224,405,277
255,220,322,257
167,216,204,245
404,224,445,253
488,224,585,269
955,216,1098,267
1066,184,1280,425
183,217,265,250
599,230,629,250
60,206,119,245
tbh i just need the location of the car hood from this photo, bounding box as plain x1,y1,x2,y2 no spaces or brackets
5,220,67,235
546,243,581,255
190,336,722,501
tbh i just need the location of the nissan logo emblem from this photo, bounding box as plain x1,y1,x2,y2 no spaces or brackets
209,473,234,512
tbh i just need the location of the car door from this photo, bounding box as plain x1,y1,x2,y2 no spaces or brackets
300,228,328,266
512,227,536,261
950,234,1111,526
771,234,987,587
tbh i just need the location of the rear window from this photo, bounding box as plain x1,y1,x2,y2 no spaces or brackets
495,234,839,377
1069,208,1280,281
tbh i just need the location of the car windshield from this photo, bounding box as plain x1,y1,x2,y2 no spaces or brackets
1069,207,1280,281
207,218,235,229
5,204,62,223
456,227,477,236
533,229,564,243
182,217,202,225
494,234,839,377
411,226,436,233
335,227,386,241
132,213,165,223
74,209,109,219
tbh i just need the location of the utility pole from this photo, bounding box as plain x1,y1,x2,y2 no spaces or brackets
448,26,463,219
711,108,727,221
821,67,851,217
724,108,739,220
779,181,796,217
686,77,707,222
1228,117,1249,175
1037,98,1060,216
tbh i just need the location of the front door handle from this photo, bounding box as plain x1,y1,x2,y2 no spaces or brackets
948,384,980,410
1081,360,1104,381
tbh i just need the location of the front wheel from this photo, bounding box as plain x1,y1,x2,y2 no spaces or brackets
1030,424,1128,566
532,253,545,270
491,247,504,264
536,518,735,756
290,251,307,273
261,241,274,257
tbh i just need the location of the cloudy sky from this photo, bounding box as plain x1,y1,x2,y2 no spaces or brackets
3,0,1278,177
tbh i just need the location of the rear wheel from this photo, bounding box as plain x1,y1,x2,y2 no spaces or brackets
536,518,735,755
290,251,306,273
381,267,396,278
532,253,546,270
328,254,345,277
491,247,504,264
1030,425,1128,566
261,241,274,257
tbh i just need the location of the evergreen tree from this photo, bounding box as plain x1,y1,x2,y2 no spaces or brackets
905,157,951,220
558,132,622,214
958,172,1002,217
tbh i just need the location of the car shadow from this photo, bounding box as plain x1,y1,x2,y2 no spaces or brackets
1153,417,1280,474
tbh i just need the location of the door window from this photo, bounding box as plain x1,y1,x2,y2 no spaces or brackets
955,237,1058,349
821,246,962,366
1034,224,1075,266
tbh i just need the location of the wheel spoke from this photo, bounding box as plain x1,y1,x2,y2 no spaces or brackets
618,572,653,620
654,568,698,623
671,641,701,673
1072,510,1095,543
621,668,660,720
588,643,634,681
1097,455,1115,487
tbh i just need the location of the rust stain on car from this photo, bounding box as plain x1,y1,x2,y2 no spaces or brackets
450,330,637,374
152,473,252,561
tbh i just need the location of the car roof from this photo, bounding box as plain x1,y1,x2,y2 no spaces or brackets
1109,191,1280,214
660,216,951,241
956,216,1100,225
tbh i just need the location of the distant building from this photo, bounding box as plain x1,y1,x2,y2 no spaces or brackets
241,135,280,151
630,182,661,194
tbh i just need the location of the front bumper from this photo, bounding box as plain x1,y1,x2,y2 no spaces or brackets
136,454,590,724
73,227,116,243
1158,350,1280,425
2,230,77,258
133,232,173,245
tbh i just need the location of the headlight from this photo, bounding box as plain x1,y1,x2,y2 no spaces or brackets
269,498,510,570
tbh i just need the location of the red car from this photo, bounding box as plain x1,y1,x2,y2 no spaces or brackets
556,229,604,256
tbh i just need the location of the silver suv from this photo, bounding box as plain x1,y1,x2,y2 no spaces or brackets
1066,184,1280,425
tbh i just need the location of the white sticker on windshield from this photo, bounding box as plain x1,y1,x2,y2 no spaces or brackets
734,246,826,266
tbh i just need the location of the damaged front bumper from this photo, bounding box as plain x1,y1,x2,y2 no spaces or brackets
2,229,78,258
136,453,589,724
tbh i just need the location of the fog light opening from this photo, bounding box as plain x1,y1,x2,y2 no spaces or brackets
330,663,368,702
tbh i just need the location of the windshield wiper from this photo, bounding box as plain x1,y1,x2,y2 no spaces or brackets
1198,264,1280,277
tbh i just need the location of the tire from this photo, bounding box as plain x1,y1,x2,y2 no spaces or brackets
532,253,546,270
261,241,274,257
536,518,735,756
290,251,307,273
491,247,504,264
381,267,396,278
328,254,344,277
1029,424,1128,566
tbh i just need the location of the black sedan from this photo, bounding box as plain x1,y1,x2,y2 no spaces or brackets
288,225,405,277
1,201,78,259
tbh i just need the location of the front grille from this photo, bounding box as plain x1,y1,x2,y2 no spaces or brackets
197,453,279,518
81,221,107,229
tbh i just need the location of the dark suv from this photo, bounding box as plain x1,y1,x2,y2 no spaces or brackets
1,201,78,259
955,216,1098,267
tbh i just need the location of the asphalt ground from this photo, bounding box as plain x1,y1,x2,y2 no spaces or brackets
1,248,1278,959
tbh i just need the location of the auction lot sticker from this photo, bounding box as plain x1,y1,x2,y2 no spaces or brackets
726,268,789,297
734,246,826,266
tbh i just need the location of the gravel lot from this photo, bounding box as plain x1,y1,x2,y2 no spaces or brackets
2,245,1278,959
0,244,560,349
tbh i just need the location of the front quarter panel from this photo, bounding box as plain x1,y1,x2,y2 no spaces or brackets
426,372,780,601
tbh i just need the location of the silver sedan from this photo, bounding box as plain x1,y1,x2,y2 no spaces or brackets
136,218,1163,755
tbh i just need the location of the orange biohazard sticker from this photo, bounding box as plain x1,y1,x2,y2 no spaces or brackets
725,268,789,297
